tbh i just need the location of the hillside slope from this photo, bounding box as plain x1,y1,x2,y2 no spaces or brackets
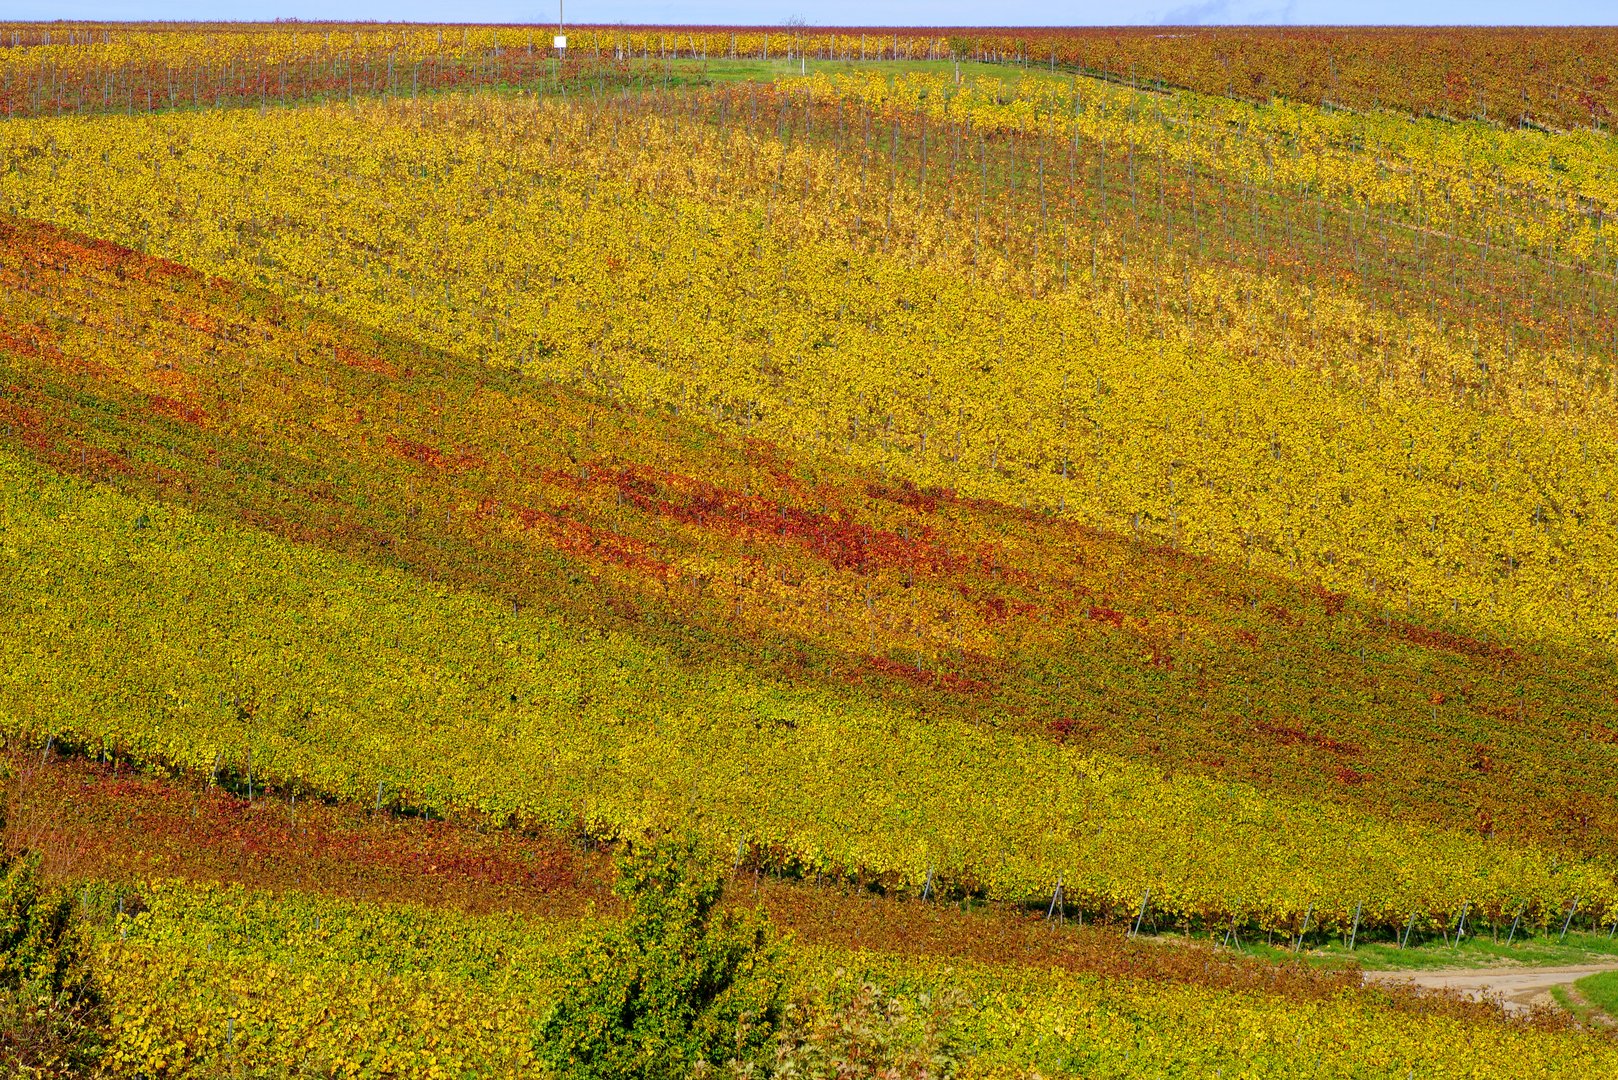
3,215,1616,933
3,83,1614,660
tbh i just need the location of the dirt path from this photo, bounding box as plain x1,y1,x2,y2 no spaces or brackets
1365,965,1618,1015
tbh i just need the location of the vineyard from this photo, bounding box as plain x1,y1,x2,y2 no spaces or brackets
3,24,1616,127
3,20,1618,1078
68,879,1618,1078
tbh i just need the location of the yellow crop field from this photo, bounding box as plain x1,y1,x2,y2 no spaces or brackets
2,85,1615,655
13,445,1613,931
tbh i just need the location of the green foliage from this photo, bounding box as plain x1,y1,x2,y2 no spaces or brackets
1572,970,1618,1021
535,834,786,1079
0,854,83,1000
0,781,103,1079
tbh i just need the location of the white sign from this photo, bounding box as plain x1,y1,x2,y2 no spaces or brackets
553,35,567,50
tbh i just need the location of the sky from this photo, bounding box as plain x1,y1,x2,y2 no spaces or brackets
12,0,1618,26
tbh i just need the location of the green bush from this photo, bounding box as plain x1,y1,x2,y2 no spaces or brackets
0,770,103,1079
0,853,86,1000
534,833,787,1079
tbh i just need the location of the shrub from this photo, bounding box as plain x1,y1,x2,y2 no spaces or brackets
0,769,103,1079
0,854,87,1000
534,833,787,1079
